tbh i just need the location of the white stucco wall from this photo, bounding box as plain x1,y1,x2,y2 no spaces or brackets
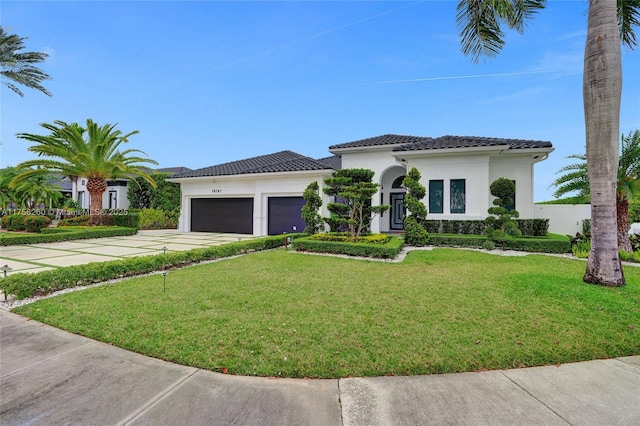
73,178,130,211
406,153,491,220
333,146,543,231
175,171,332,235
533,204,591,235
489,155,536,218
338,150,410,233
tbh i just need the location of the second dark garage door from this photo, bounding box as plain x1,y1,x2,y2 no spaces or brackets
268,197,306,235
191,198,253,233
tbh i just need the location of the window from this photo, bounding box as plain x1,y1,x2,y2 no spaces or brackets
77,191,85,208
429,180,444,214
392,175,405,189
450,179,466,214
506,180,516,211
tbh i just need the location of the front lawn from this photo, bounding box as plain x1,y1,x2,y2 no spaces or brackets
12,248,640,378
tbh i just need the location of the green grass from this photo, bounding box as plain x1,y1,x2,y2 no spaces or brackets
13,248,640,378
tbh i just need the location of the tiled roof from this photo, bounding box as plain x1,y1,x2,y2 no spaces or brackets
169,150,335,179
329,134,430,150
317,155,342,170
329,134,552,152
393,135,553,152
156,166,193,176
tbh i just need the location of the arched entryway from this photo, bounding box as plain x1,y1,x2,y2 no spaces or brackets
379,166,406,233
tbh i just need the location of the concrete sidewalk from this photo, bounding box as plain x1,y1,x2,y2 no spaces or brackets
1,310,639,426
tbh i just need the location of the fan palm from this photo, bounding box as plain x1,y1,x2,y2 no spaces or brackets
14,119,158,225
551,131,640,252
456,0,639,286
0,26,51,97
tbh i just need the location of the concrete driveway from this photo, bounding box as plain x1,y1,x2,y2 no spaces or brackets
0,230,255,276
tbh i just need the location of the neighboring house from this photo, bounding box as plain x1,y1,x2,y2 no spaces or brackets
69,167,192,210
70,177,130,210
168,134,554,236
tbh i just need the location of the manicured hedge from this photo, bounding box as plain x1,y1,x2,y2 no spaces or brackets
309,233,391,244
427,233,571,253
422,219,549,237
0,226,138,246
292,235,404,259
0,234,292,300
58,212,141,229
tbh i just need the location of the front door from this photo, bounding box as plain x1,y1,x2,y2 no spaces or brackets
390,193,405,230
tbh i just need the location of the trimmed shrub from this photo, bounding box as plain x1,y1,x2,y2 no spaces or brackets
59,215,91,226
310,232,390,244
515,219,549,237
427,233,570,253
1,226,138,246
139,208,176,229
24,215,52,233
293,235,403,258
421,219,547,237
482,240,496,250
110,211,141,229
5,214,26,231
403,216,429,246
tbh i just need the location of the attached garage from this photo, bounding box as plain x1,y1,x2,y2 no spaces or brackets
268,197,307,235
169,151,337,236
191,198,253,233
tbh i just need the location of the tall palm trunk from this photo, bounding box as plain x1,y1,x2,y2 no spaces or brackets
617,198,632,252
583,0,625,286
87,177,106,226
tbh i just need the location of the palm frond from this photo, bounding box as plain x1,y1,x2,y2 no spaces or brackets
618,0,640,48
0,26,51,97
457,0,546,62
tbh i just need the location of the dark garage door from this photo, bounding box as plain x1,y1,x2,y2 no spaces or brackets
268,197,306,235
191,198,253,233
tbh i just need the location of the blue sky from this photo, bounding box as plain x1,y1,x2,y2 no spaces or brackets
1,1,639,201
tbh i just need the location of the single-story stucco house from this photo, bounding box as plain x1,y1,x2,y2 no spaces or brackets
68,167,192,210
168,134,554,236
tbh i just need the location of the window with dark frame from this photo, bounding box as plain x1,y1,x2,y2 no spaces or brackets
429,180,444,214
450,179,466,214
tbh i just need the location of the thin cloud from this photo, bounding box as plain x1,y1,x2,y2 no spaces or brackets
365,70,558,85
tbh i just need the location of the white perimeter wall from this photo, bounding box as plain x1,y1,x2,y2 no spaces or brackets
533,204,591,235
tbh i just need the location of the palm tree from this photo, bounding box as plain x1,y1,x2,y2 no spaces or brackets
551,131,640,252
0,167,21,209
14,119,158,225
0,26,51,97
11,170,62,209
456,0,638,286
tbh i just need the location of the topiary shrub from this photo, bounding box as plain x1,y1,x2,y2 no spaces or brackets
404,216,429,246
402,168,429,246
482,240,496,251
301,181,324,234
24,215,51,233
485,178,522,247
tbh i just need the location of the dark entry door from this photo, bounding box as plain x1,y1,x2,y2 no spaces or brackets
191,198,253,233
268,197,306,235
390,193,405,230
